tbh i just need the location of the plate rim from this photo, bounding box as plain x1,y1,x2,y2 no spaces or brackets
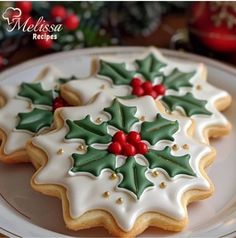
1,46,236,80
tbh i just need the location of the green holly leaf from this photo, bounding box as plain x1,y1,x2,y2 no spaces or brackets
162,68,194,91
16,108,53,133
104,99,139,133
146,146,195,177
140,114,179,145
97,60,135,85
135,53,166,82
18,82,54,106
58,75,77,84
162,92,212,116
65,116,112,145
71,147,116,176
116,157,153,199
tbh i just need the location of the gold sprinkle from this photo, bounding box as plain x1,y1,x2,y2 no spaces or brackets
110,173,117,180
100,84,106,89
172,144,179,151
140,116,145,121
116,197,124,204
77,144,86,151
103,191,110,198
95,117,102,123
159,182,167,189
196,85,202,90
182,144,189,150
57,148,64,155
152,170,159,177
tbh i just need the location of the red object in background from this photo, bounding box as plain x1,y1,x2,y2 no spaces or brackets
51,5,67,21
63,14,80,31
35,34,54,50
16,1,32,14
189,2,236,53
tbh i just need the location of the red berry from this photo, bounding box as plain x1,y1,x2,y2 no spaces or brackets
127,131,141,145
51,5,67,21
142,81,153,92
35,33,54,50
113,131,127,145
136,142,149,155
132,86,144,97
64,14,79,30
130,77,142,87
200,26,236,53
16,1,32,14
146,90,158,99
108,142,122,155
122,143,136,156
143,87,153,95
52,97,68,111
153,84,166,96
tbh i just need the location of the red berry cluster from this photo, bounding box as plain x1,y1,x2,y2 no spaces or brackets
52,96,69,111
130,77,166,99
108,131,148,156
15,2,79,50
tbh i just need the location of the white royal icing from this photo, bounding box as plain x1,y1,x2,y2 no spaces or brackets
0,66,64,154
32,93,212,232
63,47,230,143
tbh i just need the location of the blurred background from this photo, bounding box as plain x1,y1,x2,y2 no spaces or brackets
0,1,236,72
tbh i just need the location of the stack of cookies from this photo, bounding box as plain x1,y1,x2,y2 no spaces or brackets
0,48,231,236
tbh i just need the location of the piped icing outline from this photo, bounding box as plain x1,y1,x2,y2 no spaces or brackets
30,93,213,232
62,47,231,143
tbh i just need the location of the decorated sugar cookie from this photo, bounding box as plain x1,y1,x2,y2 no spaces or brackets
28,93,215,236
0,66,73,163
61,47,231,143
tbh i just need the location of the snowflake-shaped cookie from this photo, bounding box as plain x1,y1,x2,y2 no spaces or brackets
29,93,214,236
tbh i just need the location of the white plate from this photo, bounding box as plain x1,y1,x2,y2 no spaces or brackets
0,47,235,237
